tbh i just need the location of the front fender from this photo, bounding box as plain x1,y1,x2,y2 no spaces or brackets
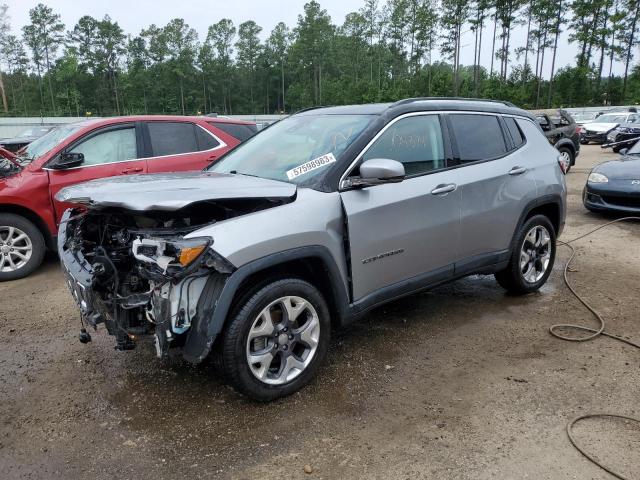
181,246,350,363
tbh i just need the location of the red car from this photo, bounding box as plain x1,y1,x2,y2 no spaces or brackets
0,115,257,280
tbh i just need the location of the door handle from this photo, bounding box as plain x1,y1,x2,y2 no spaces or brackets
509,166,527,176
121,166,143,174
431,183,457,195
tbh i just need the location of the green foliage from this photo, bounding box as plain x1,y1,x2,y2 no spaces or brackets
0,0,637,117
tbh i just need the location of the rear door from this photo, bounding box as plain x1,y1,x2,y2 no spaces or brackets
449,113,538,268
47,122,146,221
144,121,226,173
340,113,461,301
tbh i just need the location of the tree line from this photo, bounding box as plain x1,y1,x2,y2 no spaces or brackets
0,0,639,117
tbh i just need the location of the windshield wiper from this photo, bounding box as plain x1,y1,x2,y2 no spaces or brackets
229,170,260,178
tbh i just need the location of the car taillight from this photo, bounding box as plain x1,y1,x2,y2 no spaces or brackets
575,126,584,134
557,154,568,174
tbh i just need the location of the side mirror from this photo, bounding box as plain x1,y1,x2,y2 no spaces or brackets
343,158,405,189
619,148,629,156
51,152,84,170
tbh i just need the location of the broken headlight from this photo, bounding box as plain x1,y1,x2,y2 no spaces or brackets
132,236,211,272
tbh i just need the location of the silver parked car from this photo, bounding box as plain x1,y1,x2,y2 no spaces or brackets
57,98,567,401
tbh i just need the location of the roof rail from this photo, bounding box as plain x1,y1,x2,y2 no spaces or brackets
390,97,516,108
292,105,329,115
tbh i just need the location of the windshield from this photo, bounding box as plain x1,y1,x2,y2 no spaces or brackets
16,127,51,138
208,114,374,184
596,114,627,123
20,125,82,161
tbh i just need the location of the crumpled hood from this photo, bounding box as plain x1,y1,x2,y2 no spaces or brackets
56,171,297,211
584,122,618,133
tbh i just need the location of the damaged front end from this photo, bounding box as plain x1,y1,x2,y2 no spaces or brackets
58,205,236,361
57,172,297,362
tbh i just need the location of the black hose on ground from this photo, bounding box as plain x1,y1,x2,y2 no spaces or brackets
549,216,640,480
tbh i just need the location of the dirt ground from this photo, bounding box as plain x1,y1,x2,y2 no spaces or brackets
1,145,639,479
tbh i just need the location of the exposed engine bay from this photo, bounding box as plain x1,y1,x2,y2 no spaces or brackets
59,198,285,358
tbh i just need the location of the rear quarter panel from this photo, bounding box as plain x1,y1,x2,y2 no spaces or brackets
517,118,567,231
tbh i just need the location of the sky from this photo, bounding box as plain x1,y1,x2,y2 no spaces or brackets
4,0,629,78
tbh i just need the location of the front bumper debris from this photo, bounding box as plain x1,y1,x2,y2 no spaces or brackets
58,208,232,360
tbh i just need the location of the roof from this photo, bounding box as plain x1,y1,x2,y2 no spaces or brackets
296,98,534,120
296,103,393,115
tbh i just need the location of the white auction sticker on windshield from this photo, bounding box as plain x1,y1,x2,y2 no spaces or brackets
286,153,337,180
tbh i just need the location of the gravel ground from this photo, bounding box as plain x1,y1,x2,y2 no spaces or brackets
1,145,639,479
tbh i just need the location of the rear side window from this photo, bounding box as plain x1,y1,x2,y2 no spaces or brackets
362,115,445,176
148,122,198,156
503,117,525,148
195,126,221,150
208,122,257,142
449,114,507,162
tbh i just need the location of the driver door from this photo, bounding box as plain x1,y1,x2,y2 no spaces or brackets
339,114,461,302
47,123,146,222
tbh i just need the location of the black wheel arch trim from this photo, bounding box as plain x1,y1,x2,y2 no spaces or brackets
513,194,565,244
183,246,350,363
555,138,577,156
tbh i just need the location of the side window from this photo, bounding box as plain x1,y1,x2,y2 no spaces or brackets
449,114,507,162
361,115,445,176
208,122,257,142
503,117,525,148
195,126,221,150
148,122,198,156
69,127,137,166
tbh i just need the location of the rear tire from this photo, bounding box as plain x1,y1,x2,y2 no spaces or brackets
221,278,331,401
495,215,556,295
0,214,46,281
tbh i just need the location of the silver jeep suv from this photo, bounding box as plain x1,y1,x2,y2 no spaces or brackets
58,98,566,401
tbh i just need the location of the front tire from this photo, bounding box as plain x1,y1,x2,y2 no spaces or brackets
221,278,331,401
495,215,556,295
0,214,46,281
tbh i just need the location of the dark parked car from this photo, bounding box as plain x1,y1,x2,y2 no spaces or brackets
583,142,640,213
603,117,640,152
535,109,580,172
0,126,56,152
